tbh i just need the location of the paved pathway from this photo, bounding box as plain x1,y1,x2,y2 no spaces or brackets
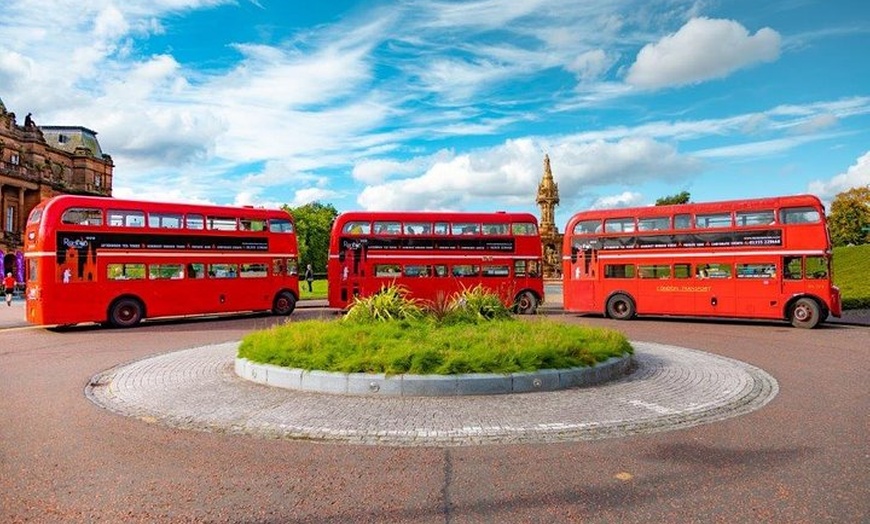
86,340,778,446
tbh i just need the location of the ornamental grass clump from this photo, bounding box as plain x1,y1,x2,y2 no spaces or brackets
442,284,513,324
342,285,425,323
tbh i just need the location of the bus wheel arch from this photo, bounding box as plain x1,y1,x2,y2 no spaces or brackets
272,290,297,316
108,296,145,328
787,296,823,329
513,290,539,315
606,292,636,320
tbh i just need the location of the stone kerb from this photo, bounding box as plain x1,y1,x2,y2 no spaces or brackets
234,352,633,397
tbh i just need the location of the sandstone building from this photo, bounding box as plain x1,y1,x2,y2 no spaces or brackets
0,98,113,283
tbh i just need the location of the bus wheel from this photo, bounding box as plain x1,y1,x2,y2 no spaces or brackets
790,297,821,329
109,298,143,328
514,291,538,315
606,294,636,320
272,291,296,316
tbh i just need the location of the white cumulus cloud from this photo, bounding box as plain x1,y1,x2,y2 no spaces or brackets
626,17,781,89
808,151,870,202
356,136,703,212
590,191,645,210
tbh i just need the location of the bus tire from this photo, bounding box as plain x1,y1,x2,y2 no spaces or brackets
789,297,821,329
108,298,144,328
272,291,296,316
514,291,538,315
606,293,636,320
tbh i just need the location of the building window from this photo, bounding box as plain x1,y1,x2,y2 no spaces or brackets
10,153,19,165
58,134,68,144
5,206,14,232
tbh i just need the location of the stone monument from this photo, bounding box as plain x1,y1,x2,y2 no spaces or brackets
536,154,563,278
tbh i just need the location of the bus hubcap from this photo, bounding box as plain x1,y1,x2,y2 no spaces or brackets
795,307,810,321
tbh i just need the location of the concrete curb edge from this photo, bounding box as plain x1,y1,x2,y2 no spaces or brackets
235,350,634,397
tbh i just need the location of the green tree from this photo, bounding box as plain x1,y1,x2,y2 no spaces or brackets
655,191,691,206
828,186,870,246
285,202,339,274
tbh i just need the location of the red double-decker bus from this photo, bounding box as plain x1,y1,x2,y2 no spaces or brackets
328,211,545,313
563,194,841,328
24,195,300,328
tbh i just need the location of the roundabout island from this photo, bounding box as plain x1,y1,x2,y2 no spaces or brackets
86,340,778,446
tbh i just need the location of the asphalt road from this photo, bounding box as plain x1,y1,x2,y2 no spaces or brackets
1,301,867,523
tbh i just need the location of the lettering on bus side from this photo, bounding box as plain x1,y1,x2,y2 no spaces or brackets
58,232,270,252
355,237,516,252
592,230,783,250
655,285,712,293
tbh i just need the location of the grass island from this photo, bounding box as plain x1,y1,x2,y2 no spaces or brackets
238,285,632,376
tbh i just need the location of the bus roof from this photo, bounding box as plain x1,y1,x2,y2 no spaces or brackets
34,194,292,219
334,210,539,223
566,194,823,222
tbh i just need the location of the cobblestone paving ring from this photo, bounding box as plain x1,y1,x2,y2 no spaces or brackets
86,341,778,446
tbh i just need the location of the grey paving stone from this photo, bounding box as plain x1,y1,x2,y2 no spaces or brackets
85,341,779,447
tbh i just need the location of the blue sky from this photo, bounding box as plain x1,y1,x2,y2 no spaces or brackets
1,0,868,229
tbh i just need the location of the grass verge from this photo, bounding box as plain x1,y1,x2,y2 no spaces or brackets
834,244,870,309
298,278,327,300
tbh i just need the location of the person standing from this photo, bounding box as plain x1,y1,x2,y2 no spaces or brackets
4,272,15,306
304,264,314,293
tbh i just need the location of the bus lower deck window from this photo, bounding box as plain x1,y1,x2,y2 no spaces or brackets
482,265,510,277
604,264,635,279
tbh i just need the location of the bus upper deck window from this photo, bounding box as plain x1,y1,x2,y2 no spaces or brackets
695,213,732,229
207,216,237,231
637,217,670,231
269,218,294,233
736,210,774,226
61,207,102,226
482,224,508,235
373,221,401,235
108,210,145,227
674,214,692,230
343,221,370,235
240,218,266,231
573,220,600,235
452,223,480,235
186,214,204,230
512,222,538,235
148,213,182,228
404,222,431,235
604,218,635,233
433,222,449,235
779,207,821,224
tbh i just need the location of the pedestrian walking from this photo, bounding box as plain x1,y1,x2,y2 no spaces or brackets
304,264,314,293
4,272,16,306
